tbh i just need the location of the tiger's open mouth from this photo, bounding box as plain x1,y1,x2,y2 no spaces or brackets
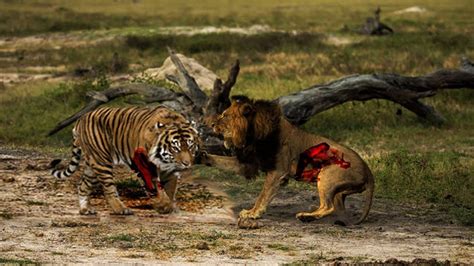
131,147,159,195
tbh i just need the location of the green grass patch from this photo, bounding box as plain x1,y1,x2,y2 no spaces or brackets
125,32,325,54
2,0,473,36
267,243,293,251
25,200,48,206
115,177,147,198
107,233,134,242
0,257,39,265
371,150,473,225
0,211,13,220
0,76,111,148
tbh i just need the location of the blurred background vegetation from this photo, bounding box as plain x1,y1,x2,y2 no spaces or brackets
0,0,472,225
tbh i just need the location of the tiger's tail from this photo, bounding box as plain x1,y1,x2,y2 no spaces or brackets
51,145,82,179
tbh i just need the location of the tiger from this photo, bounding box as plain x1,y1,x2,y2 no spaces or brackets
51,106,200,215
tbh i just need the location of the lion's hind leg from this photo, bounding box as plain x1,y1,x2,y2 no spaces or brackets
334,193,346,212
296,181,337,223
296,166,364,223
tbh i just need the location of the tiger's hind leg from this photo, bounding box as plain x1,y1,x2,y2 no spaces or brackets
90,160,133,215
77,163,98,215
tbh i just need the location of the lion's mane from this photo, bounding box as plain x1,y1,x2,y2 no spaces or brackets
224,95,282,172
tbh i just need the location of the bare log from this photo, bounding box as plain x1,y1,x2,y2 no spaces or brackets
47,83,185,136
49,52,474,152
278,68,474,125
166,47,208,110
204,59,240,123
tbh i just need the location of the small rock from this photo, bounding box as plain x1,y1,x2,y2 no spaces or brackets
26,161,51,171
195,242,210,250
5,164,17,170
118,242,133,249
334,220,347,226
56,193,64,197
3,176,15,183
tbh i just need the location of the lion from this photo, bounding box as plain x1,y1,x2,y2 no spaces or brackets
212,95,374,225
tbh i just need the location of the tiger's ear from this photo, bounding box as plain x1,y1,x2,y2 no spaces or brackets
241,103,254,117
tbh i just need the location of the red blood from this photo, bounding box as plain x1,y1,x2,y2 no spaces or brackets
301,169,321,182
295,142,351,183
131,147,161,193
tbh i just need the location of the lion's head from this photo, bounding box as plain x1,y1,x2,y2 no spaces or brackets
212,95,281,149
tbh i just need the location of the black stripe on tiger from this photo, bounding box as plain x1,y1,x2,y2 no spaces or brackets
51,106,200,215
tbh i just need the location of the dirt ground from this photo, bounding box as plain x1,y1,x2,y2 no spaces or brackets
0,147,472,265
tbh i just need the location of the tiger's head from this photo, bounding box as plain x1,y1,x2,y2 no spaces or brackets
149,121,200,173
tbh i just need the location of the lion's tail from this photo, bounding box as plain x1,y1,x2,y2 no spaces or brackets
353,171,374,225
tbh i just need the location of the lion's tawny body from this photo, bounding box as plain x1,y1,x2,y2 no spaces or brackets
213,96,374,225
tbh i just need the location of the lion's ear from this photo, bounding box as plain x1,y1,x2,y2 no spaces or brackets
241,103,254,117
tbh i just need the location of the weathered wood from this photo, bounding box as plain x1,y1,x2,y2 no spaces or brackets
49,54,474,152
47,83,185,136
166,47,208,110
203,60,240,127
278,68,474,125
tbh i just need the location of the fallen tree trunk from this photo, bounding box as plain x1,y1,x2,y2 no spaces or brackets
278,68,474,125
49,53,474,156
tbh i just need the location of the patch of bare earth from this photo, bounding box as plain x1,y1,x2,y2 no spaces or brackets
0,147,472,264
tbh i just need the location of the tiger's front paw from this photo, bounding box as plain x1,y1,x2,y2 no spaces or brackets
239,208,263,219
111,208,134,215
79,208,97,215
152,190,174,214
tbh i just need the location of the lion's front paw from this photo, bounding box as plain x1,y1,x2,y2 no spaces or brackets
296,212,318,223
237,217,263,229
296,212,321,223
239,208,262,219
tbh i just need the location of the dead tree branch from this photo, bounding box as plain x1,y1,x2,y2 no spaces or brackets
48,52,473,155
166,47,208,110
278,67,474,125
204,59,240,122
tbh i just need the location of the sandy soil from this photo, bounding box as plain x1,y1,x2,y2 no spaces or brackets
0,147,472,264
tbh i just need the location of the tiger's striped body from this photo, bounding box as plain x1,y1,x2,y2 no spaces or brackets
51,106,199,215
